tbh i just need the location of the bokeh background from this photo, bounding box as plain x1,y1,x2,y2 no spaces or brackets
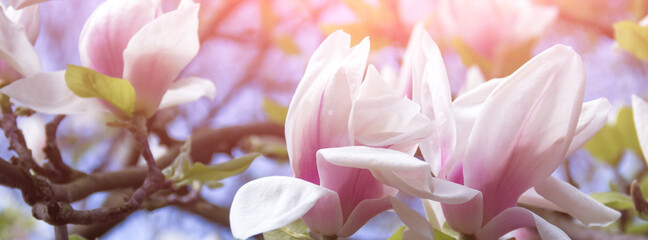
2,0,648,239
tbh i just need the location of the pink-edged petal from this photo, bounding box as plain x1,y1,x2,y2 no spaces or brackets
230,176,343,239
395,23,425,98
564,98,611,158
122,0,200,117
535,176,620,226
476,207,568,240
632,95,648,164
158,77,216,109
410,29,456,177
336,196,393,237
463,45,586,222
285,31,352,184
285,32,367,185
0,71,104,114
4,4,39,44
390,197,434,240
79,0,159,78
6,0,49,9
317,146,479,204
441,192,483,234
352,65,433,154
0,8,40,78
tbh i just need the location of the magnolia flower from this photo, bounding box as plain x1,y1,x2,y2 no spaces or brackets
1,0,215,117
434,0,558,78
230,31,478,239
0,3,41,84
6,0,49,10
405,28,619,239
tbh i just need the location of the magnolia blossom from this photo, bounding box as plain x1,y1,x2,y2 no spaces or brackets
230,31,478,239
6,0,49,10
1,0,215,117
434,0,557,78
0,3,40,84
402,28,619,239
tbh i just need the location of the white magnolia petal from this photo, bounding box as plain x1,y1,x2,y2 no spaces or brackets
564,98,611,158
230,176,343,239
6,0,49,9
632,95,648,166
0,71,104,114
458,65,486,96
518,188,562,212
0,9,41,77
317,146,479,204
5,4,39,44
122,0,200,116
158,77,216,109
422,199,445,230
390,197,434,240
476,207,569,240
535,176,620,226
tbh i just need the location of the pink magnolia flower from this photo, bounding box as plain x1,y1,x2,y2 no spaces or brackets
633,95,648,166
0,3,41,84
230,31,478,239
434,0,558,78
408,27,620,239
1,0,215,117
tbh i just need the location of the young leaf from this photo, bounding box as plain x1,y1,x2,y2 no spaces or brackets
263,98,288,125
614,20,648,61
434,229,456,240
590,192,634,210
68,235,88,240
387,226,405,240
584,106,641,166
263,219,312,240
64,64,136,117
175,153,260,189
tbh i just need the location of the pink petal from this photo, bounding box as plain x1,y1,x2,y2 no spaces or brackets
462,45,586,222
409,29,456,177
230,176,343,239
285,32,366,184
0,71,104,114
122,0,200,117
632,95,648,165
79,0,159,78
564,98,611,158
158,77,216,109
0,8,40,78
6,0,49,9
475,207,568,240
336,196,393,237
394,23,425,98
441,192,483,234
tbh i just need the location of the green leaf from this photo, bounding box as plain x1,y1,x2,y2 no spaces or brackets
263,219,312,240
387,226,405,240
263,98,288,125
590,192,634,210
65,64,136,118
244,135,288,162
584,106,642,166
164,138,260,189
614,20,648,61
68,234,88,240
434,229,456,240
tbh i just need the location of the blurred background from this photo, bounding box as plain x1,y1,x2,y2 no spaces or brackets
2,0,648,239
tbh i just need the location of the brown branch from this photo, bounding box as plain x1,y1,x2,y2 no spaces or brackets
44,115,86,183
191,122,284,163
54,224,68,240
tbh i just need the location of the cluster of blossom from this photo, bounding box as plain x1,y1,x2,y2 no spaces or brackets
229,26,625,239
0,0,215,118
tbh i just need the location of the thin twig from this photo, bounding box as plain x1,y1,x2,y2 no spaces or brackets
44,115,86,183
54,225,68,240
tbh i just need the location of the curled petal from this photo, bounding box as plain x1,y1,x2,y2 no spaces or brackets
122,0,200,116
230,176,343,239
0,71,104,114
4,4,39,44
476,207,568,240
158,77,216,109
